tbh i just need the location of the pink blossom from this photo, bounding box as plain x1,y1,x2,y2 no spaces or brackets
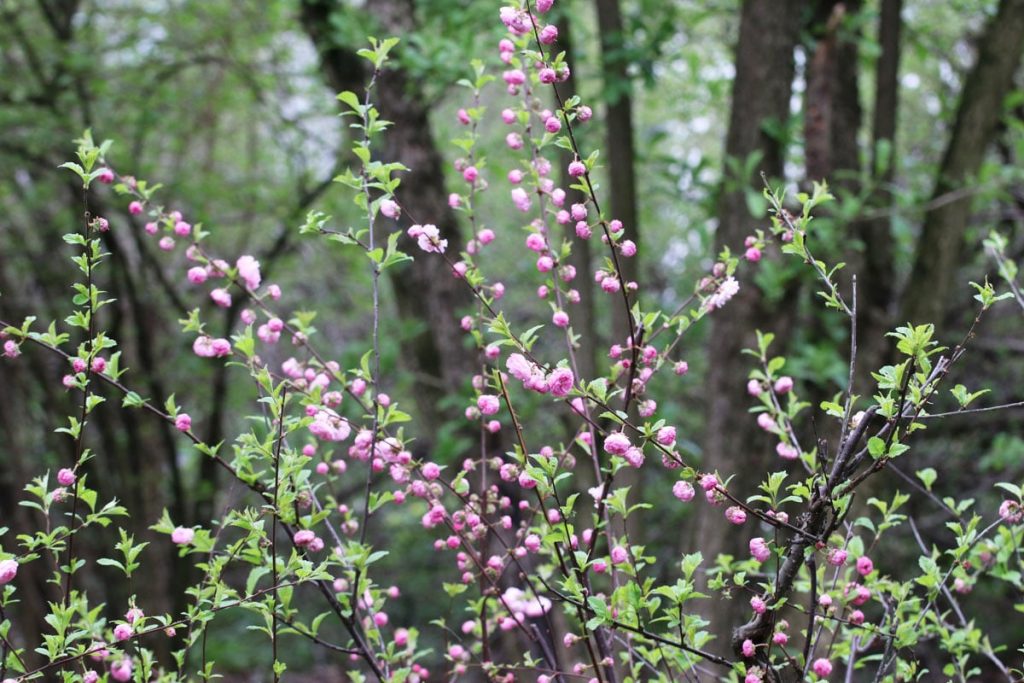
749,537,770,563
568,160,586,177
848,583,871,606
747,379,763,396
58,468,76,486
536,0,554,12
506,354,534,382
174,220,191,236
502,586,551,617
407,224,447,254
672,481,695,502
547,367,574,397
114,623,132,641
774,376,794,394
193,335,229,358
477,395,500,416
552,310,569,327
511,187,532,212
210,288,232,308
236,255,261,290
656,426,677,446
849,609,865,625
129,201,143,215
620,240,637,257
110,659,133,682
503,69,526,86
499,6,531,35
610,546,628,564
96,168,115,184
171,527,195,545
827,548,848,566
294,530,316,546
741,639,755,657
524,534,541,553
750,596,766,614
174,414,192,432
0,559,18,585
707,276,740,309
744,247,762,262
604,432,631,455
624,446,645,467
381,199,400,219
725,506,747,525
159,236,175,251
757,413,776,431
856,555,874,576
999,499,1023,523
776,442,799,460
2,340,19,358
187,267,208,284
422,462,441,480
812,659,832,677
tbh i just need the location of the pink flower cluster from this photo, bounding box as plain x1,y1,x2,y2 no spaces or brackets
505,353,574,397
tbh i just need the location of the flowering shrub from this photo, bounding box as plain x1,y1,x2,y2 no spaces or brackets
1,2,1023,682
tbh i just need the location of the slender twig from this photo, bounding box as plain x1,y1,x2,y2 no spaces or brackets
270,389,287,683
62,195,96,609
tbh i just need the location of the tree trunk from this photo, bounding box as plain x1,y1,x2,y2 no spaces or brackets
594,0,640,341
300,0,476,433
900,0,1024,325
804,0,862,185
695,0,807,651
850,0,902,380
557,7,598,386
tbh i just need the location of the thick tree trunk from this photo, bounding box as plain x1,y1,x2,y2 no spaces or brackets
804,0,862,185
557,8,597,386
850,0,902,380
594,0,640,342
300,0,475,433
695,0,806,651
900,0,1024,325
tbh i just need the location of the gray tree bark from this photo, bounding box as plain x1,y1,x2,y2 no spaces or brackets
901,0,1024,325
695,0,807,651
